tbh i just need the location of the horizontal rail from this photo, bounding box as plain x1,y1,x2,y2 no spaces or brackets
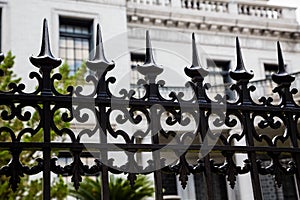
0,142,299,153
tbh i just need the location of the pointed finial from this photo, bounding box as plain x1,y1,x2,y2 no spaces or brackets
86,23,114,74
277,41,286,74
144,30,156,65
93,24,109,63
272,41,295,84
30,18,61,69
144,30,154,65
39,19,53,57
235,37,245,71
192,33,201,68
229,37,253,81
137,30,163,77
185,33,208,80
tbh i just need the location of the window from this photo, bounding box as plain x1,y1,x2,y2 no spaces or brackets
264,63,278,95
259,159,297,200
206,60,233,99
130,52,145,98
162,172,178,196
194,173,228,200
130,52,145,85
59,17,93,74
264,63,278,80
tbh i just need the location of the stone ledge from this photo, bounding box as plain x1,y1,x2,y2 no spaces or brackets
127,13,300,40
63,0,125,6
127,26,300,53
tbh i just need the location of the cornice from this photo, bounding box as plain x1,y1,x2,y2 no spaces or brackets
127,12,300,40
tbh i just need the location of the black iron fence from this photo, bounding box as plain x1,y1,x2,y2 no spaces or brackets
0,19,300,200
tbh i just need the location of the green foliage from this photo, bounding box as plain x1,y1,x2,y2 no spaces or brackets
0,53,87,199
51,176,69,200
0,51,23,134
109,175,154,200
0,51,21,91
55,61,87,95
69,175,154,200
70,176,101,200
0,54,24,199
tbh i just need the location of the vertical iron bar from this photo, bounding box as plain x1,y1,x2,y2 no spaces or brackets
29,19,62,200
199,109,214,200
151,103,163,200
153,134,163,200
229,37,262,200
43,102,51,200
136,30,164,200
100,105,109,200
85,23,115,200
286,112,300,198
244,112,263,200
273,42,300,199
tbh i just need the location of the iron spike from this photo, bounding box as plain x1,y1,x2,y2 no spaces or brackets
38,18,54,58
137,30,163,77
184,33,208,79
86,23,114,73
93,24,109,63
235,37,245,71
192,32,201,68
272,41,295,84
145,30,156,65
30,18,61,69
277,41,286,74
229,37,253,81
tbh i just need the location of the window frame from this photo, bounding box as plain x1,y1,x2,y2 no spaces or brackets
59,16,94,74
130,52,145,85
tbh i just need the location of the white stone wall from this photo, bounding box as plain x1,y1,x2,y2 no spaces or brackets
1,0,130,92
1,0,300,199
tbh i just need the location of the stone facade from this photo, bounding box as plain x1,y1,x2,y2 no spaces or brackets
1,0,300,199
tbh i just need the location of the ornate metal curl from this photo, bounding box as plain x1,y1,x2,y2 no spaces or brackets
0,19,300,200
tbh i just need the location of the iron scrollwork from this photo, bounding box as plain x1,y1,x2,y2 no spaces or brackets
0,18,299,200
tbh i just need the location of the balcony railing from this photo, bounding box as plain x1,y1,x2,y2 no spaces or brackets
181,0,228,13
238,3,281,19
131,71,300,103
251,72,300,101
127,0,171,6
127,0,295,21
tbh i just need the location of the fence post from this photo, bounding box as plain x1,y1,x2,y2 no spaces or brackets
29,19,62,200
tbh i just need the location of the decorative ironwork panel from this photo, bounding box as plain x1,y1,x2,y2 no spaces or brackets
0,19,299,200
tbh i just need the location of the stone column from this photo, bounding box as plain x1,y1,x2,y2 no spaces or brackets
228,1,238,15
171,0,182,8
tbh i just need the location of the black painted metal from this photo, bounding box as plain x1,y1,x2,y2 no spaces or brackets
0,19,300,200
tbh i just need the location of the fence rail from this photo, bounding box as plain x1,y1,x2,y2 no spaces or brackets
0,19,300,200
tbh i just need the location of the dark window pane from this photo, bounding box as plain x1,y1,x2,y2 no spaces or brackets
59,17,93,73
130,52,145,85
162,172,177,195
206,59,234,99
82,40,89,50
74,26,82,34
194,173,228,200
264,63,278,79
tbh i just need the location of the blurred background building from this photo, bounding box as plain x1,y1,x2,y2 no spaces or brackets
1,0,300,199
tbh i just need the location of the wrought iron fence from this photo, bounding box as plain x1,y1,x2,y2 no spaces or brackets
0,19,300,200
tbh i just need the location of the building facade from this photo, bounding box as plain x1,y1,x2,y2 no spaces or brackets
0,0,300,199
